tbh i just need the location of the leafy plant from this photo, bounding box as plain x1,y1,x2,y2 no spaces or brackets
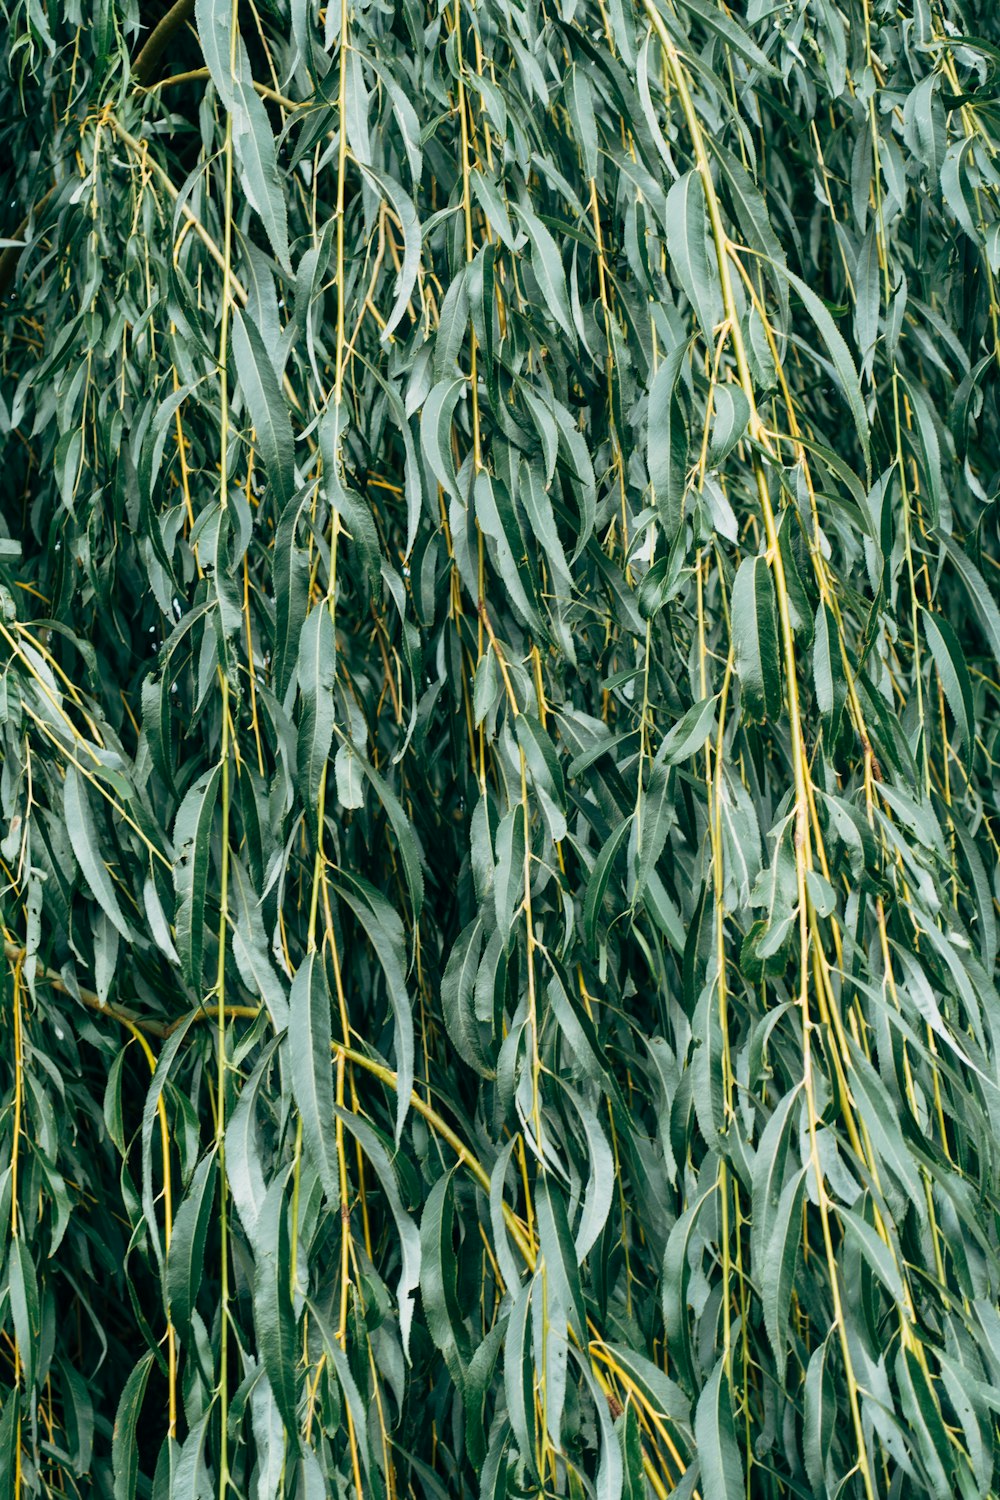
2,0,1000,1495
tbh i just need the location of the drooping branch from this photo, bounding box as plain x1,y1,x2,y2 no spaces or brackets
0,0,196,299
131,0,196,86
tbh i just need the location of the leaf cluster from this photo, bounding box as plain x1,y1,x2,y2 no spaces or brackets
2,0,1000,1497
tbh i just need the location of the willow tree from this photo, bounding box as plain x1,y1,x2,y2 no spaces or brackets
2,0,1000,1494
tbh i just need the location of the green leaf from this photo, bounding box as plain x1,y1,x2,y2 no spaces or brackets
504,1279,539,1481
166,1151,217,1332
665,171,723,344
803,1336,836,1495
233,308,296,512
334,877,415,1142
564,1085,615,1262
9,1236,39,1394
943,536,1000,677
319,403,382,599
767,258,871,473
288,951,338,1206
896,1346,954,1500
841,1205,907,1307
295,603,336,826
63,767,134,942
358,164,422,341
420,378,465,504
271,492,312,701
253,1165,300,1435
334,1107,421,1358
694,1356,744,1500
922,607,975,765
171,1410,212,1500
618,1400,644,1500
537,1175,586,1342
234,72,292,274
634,760,674,901
195,0,238,110
441,917,491,1076
675,0,776,73
517,198,574,342
112,1351,155,1500
172,764,221,992
813,600,846,745
761,1165,806,1383
708,385,750,467
355,757,425,923
659,694,718,766
646,342,690,540
584,817,632,954
732,556,782,722
419,1169,468,1385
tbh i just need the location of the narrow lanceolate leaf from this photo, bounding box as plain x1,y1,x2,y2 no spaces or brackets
172,764,221,992
665,172,723,345
335,876,413,1134
9,1237,39,1394
804,1337,837,1495
171,1411,212,1500
922,607,974,765
646,342,689,540
732,555,782,722
675,0,776,73
769,258,871,471
358,165,422,340
356,757,425,922
694,1357,745,1500
709,385,750,467
421,377,465,502
441,917,491,1076
166,1151,217,1332
334,1107,421,1359
233,308,296,511
634,760,674,900
253,1166,299,1435
287,952,338,1205
813,600,846,744
419,1170,467,1385
195,0,238,110
234,72,292,274
225,1039,277,1255
516,198,574,341
112,1352,155,1500
659,694,718,766
941,535,1000,661
761,1166,807,1383
63,767,134,941
272,491,311,700
584,817,632,953
565,1086,614,1262
504,1279,539,1481
230,858,290,1029
295,603,336,825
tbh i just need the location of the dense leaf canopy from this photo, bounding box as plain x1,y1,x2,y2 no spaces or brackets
3,0,1000,1495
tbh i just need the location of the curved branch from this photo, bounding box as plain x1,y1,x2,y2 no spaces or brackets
145,65,300,112
132,0,196,87
3,939,171,1037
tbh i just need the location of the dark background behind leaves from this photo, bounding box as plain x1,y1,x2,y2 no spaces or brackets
2,0,1000,1496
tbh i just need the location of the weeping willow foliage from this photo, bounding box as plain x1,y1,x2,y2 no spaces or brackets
3,0,1000,1494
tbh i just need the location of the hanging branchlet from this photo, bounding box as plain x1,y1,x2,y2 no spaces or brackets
2,0,1000,1496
